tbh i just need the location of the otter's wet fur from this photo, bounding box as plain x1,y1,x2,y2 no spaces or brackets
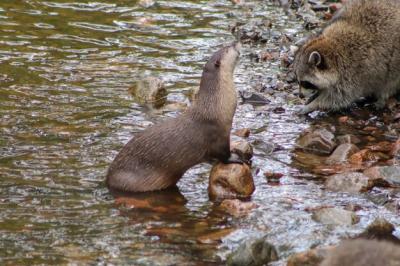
106,42,241,192
294,0,400,114
321,239,400,266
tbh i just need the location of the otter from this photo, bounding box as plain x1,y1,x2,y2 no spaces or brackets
294,0,400,114
106,42,242,192
321,239,400,266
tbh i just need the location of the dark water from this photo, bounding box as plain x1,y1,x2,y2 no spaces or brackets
0,0,399,265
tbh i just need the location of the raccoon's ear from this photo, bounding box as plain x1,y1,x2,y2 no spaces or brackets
215,59,221,68
308,51,322,67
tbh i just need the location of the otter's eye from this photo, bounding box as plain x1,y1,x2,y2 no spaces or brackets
215,60,221,68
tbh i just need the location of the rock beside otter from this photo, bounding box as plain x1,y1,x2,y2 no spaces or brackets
226,236,278,266
209,163,255,201
130,76,167,107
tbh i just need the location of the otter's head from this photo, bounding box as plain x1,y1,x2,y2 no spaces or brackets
294,37,341,114
202,42,241,80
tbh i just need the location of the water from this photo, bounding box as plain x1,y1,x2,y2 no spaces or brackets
0,0,399,265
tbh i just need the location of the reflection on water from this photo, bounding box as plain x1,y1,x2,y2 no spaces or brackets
0,0,399,265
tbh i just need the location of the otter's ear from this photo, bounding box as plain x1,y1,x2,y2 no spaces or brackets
308,51,322,67
215,59,221,68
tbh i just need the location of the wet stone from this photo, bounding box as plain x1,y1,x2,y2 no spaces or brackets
130,76,167,107
227,236,278,266
208,163,255,201
364,166,400,186
231,141,254,162
356,218,400,244
296,128,337,155
220,199,258,217
312,207,359,226
325,143,359,165
325,172,372,193
337,134,361,145
287,246,331,266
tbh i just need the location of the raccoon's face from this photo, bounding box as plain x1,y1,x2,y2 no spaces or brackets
294,42,340,107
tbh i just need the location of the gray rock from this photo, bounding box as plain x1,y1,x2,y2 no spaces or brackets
325,172,371,193
326,143,359,165
297,128,337,155
130,76,167,107
312,207,359,226
364,166,400,186
227,236,278,266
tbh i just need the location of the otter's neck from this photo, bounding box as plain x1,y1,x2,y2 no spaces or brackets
189,70,237,125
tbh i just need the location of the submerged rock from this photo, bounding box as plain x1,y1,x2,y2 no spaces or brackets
364,166,400,186
208,163,255,201
325,143,359,165
227,236,278,266
312,207,359,226
325,172,373,193
130,76,167,107
220,199,258,217
296,128,337,155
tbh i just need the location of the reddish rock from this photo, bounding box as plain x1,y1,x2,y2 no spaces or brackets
208,163,255,201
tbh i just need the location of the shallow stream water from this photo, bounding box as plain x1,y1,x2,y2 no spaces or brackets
0,0,399,265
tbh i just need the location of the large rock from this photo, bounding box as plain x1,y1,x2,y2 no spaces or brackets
226,236,278,266
356,218,400,244
130,76,167,107
320,239,400,266
364,166,400,186
312,207,359,226
287,246,332,266
325,172,374,193
296,128,337,155
209,163,255,201
325,144,359,165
